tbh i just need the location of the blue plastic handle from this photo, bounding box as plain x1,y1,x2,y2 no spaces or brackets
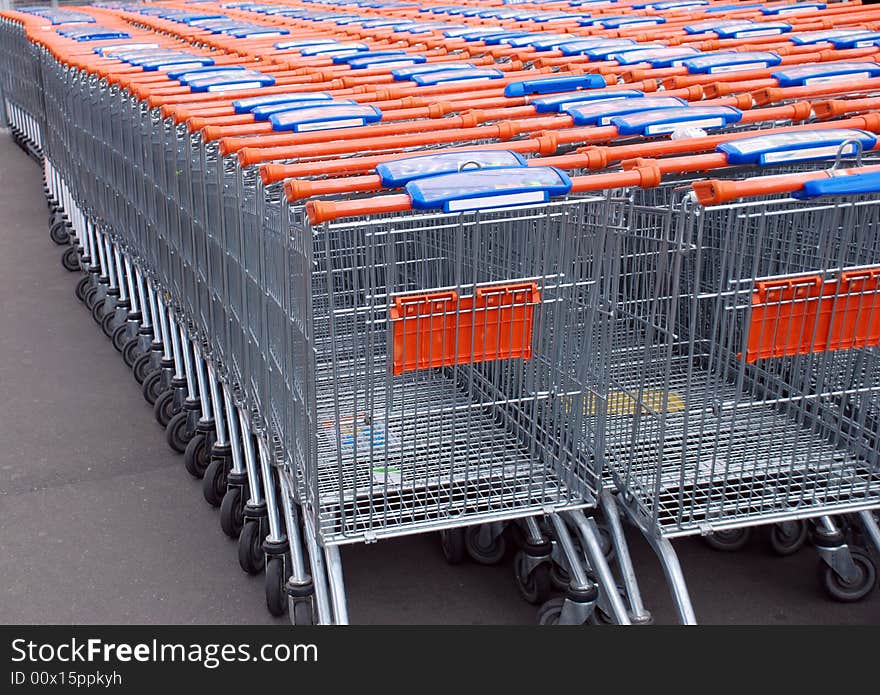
391,62,475,80
331,50,407,65
793,171,880,199
141,56,217,72
269,104,382,132
94,43,160,57
684,19,751,34
504,74,607,97
582,43,665,60
232,92,332,114
612,106,743,136
406,167,572,212
411,68,504,85
610,47,701,67
598,16,664,28
187,71,276,93
532,89,643,114
225,26,290,38
563,96,686,126
788,29,858,46
714,23,791,38
772,62,880,87
556,38,635,57
481,32,533,45
509,34,583,50
168,65,243,81
252,99,355,121
762,2,825,14
680,51,781,74
300,42,369,56
642,0,708,8
705,3,761,12
831,32,880,50
718,129,878,166
378,151,528,187
274,38,337,50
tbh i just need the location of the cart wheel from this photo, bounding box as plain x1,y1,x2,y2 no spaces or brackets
141,370,162,405
101,312,115,339
75,276,89,303
769,520,808,557
184,432,210,479
291,599,315,626
266,557,289,617
61,246,79,272
153,389,176,428
91,298,105,324
132,353,152,384
537,597,566,626
820,551,877,603
49,221,69,245
220,486,245,539
165,411,191,453
121,338,139,368
589,607,615,625
704,528,751,552
596,521,616,563
202,456,228,507
239,519,265,575
514,550,552,605
465,525,507,565
111,324,127,352
439,528,466,564
84,286,98,310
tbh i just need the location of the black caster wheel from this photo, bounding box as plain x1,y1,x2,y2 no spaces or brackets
49,221,69,245
91,298,106,324
132,353,152,384
465,525,507,565
165,411,192,454
202,455,229,507
84,286,98,310
153,389,176,428
184,432,211,479
704,528,751,552
537,597,566,626
101,312,115,339
220,486,245,539
121,338,140,368
266,557,290,617
514,551,553,605
61,246,80,272
141,370,163,405
820,551,877,603
238,519,266,575
439,528,466,564
75,276,90,303
291,599,315,626
111,324,127,353
769,520,808,557
550,563,570,593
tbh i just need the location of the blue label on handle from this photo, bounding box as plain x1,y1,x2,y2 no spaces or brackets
793,171,880,199
341,54,426,70
612,106,743,136
684,19,752,34
299,42,369,56
831,32,880,50
772,62,880,87
411,68,504,85
680,52,781,74
187,71,276,93
331,50,408,65
391,62,476,80
232,92,332,114
532,89,643,113
269,104,382,132
274,38,338,50
714,22,791,38
251,99,355,121
762,2,825,14
718,129,877,165
788,29,861,45
564,97,686,126
504,74,607,97
582,43,666,61
377,150,528,187
406,167,573,212
610,47,701,67
169,65,243,81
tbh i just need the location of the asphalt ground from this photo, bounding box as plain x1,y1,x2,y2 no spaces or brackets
0,133,878,625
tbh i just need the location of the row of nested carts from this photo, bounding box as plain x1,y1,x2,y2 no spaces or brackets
2,0,880,624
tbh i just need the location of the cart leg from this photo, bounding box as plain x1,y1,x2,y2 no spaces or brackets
858,510,880,556
599,490,652,624
566,509,631,625
278,474,315,625
649,533,697,625
302,511,333,625
542,514,597,625
325,546,349,626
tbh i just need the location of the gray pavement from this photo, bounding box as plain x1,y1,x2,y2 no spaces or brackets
0,134,878,625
